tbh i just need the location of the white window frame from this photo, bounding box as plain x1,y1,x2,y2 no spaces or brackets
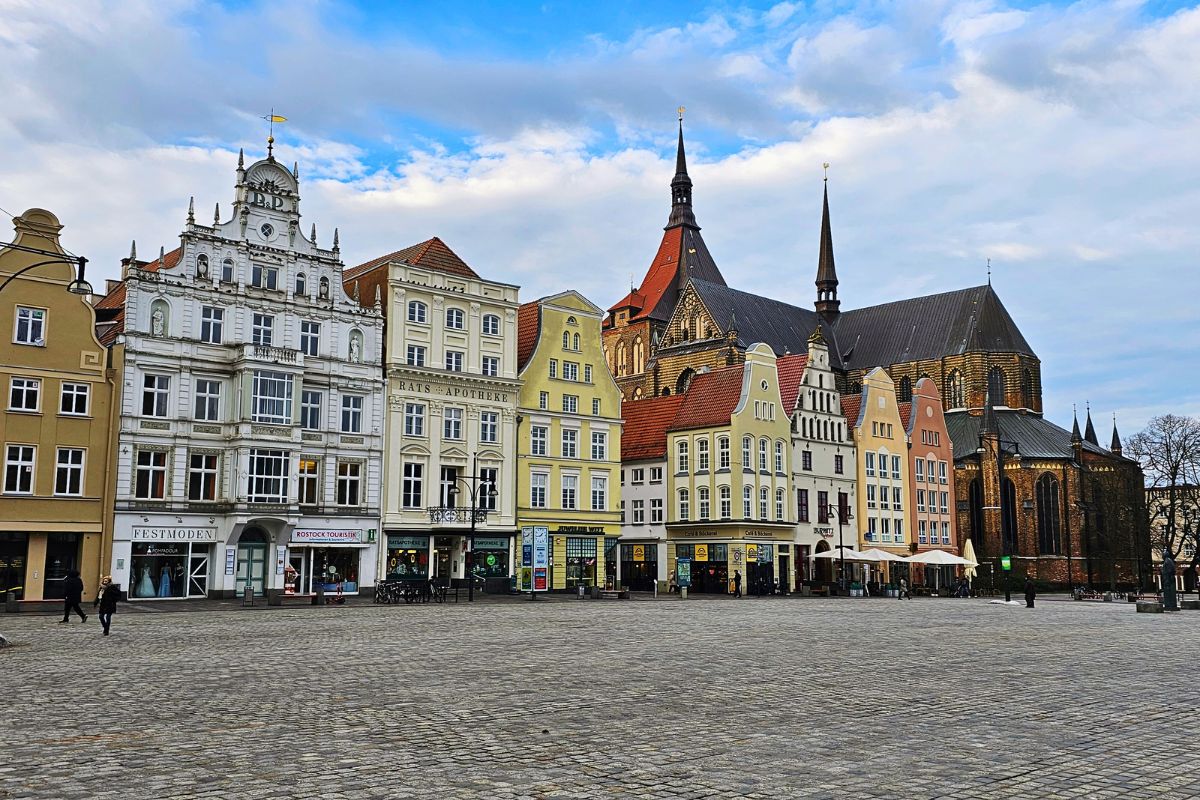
251,313,274,346
300,390,323,431
188,452,219,501
561,474,578,510
590,431,607,461
591,475,607,512
481,355,500,377
141,374,170,418
340,395,364,433
134,449,167,499
4,444,36,494
650,498,664,524
482,314,500,336
194,379,222,422
530,425,547,456
8,377,40,412
199,306,224,344
445,307,465,330
251,370,293,425
406,344,426,367
247,449,289,503
445,350,464,372
408,301,427,324
561,428,577,458
13,306,46,346
479,411,499,444
401,462,423,509
300,321,320,357
530,472,547,509
60,382,90,416
336,461,362,507
443,407,463,440
404,403,425,437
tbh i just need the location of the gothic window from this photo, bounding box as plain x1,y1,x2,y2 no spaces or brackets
633,336,645,374
946,370,965,409
988,367,1007,407
616,343,627,376
1036,473,1061,555
898,376,912,403
1002,477,1018,555
1021,368,1034,409
968,478,984,550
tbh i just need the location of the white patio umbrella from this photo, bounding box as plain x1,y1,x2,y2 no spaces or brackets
860,548,907,562
903,549,978,594
961,539,979,587
812,548,875,561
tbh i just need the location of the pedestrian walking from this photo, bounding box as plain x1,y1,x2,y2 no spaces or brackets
59,570,87,623
733,570,742,598
899,577,910,600
1024,578,1036,609
93,576,121,636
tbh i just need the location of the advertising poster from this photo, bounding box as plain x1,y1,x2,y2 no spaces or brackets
533,526,549,591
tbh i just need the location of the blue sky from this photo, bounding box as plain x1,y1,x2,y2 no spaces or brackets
1,0,1197,434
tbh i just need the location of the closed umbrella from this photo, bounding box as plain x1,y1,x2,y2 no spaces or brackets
962,539,978,587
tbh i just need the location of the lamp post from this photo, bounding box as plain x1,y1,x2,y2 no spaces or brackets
824,501,852,593
0,242,92,297
447,455,498,602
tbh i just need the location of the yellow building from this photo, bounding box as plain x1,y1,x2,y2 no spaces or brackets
843,367,912,567
516,291,623,591
0,209,117,604
665,343,794,594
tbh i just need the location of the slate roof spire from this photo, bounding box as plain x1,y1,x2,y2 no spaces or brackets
815,164,840,318
1084,402,1098,445
1110,414,1122,455
667,106,698,229
1071,405,1082,444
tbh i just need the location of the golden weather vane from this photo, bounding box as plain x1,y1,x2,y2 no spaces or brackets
261,109,287,157
823,162,830,181
678,105,685,121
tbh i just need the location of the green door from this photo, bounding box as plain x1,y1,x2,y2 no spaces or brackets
236,543,267,597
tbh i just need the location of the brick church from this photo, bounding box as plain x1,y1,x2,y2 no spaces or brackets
603,118,1150,589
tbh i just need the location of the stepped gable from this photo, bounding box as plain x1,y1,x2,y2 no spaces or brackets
346,237,479,311
620,394,686,461
689,279,836,365
516,301,541,371
945,410,1115,462
668,363,746,432
776,353,809,412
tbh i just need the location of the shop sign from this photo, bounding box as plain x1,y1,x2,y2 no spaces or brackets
556,525,605,534
632,544,646,562
388,535,429,550
1001,555,1012,571
813,527,835,539
132,526,219,542
293,529,362,544
473,537,510,550
746,543,758,561
137,542,186,556
745,530,777,539
677,558,692,588
694,543,709,562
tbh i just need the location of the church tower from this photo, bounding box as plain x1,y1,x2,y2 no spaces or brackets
814,172,840,319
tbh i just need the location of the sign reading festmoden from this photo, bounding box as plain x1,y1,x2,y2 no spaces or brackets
292,529,362,544
132,527,219,542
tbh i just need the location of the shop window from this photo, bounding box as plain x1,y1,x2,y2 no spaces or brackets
130,541,209,598
386,535,430,581
566,537,597,589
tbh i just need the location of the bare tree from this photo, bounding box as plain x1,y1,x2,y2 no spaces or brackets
1126,415,1200,574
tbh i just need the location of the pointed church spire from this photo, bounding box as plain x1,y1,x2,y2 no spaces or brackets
128,240,137,264
292,161,299,179
1071,405,1082,444
1110,414,1123,455
666,106,698,229
815,164,840,318
1084,402,1098,445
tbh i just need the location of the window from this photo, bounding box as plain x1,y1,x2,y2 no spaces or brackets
13,306,45,346
743,485,753,518
893,486,902,510
402,463,423,508
632,499,645,524
591,431,607,460
650,498,664,524
591,475,607,511
9,377,40,411
562,395,578,414
221,258,234,283
561,475,578,509
482,314,500,336
867,484,876,509
696,438,709,471
251,313,274,346
340,395,363,433
894,519,904,543
187,452,218,501
892,455,901,479
801,450,812,471
549,359,557,378
678,488,690,521
939,461,948,484
776,488,785,521
538,392,548,410
834,454,844,475
6,445,36,493
917,489,926,513
878,485,889,510
479,411,498,443
798,489,810,522
775,441,784,473
867,518,877,542
592,398,601,416
445,308,464,329
530,472,547,508
142,375,170,417
49,447,86,496
199,306,224,344
941,521,950,545
481,356,500,377
251,263,278,290
759,487,769,519
676,440,689,473
720,486,732,519
865,452,875,478
194,379,221,422
300,321,320,356
408,301,427,323
440,467,458,507
988,366,1007,406
301,390,323,430
59,382,90,416
336,462,362,506
817,491,829,523
742,436,752,470
758,439,768,471
445,351,464,372
134,450,167,499
561,429,577,458
530,426,547,456
563,362,579,381
479,468,498,511
649,467,663,483
584,365,592,383
718,437,730,469
697,486,710,519
946,369,965,409
915,459,925,482
940,491,949,515
919,520,927,545
247,449,289,503
298,458,319,506
252,371,293,424
406,344,426,367
443,407,463,440
295,273,306,296
881,517,891,541
573,333,580,351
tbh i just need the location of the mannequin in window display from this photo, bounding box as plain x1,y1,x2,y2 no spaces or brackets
157,565,172,597
136,565,155,597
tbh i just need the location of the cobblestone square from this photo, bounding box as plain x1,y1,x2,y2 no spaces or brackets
1,596,1197,799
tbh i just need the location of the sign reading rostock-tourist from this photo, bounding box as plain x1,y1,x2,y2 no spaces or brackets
291,529,363,544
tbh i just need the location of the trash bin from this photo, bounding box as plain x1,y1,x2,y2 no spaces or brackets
578,584,585,598
314,584,324,606
242,584,254,607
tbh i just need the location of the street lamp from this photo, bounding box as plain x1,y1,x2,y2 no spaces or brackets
823,501,852,593
446,455,499,602
0,242,92,296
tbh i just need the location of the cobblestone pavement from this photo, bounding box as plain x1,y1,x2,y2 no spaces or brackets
2,596,1198,800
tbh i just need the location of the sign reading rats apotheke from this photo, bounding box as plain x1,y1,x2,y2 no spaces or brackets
395,382,510,404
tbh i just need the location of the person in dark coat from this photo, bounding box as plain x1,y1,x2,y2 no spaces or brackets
1024,578,1036,609
59,570,87,623
93,576,121,636
733,570,742,598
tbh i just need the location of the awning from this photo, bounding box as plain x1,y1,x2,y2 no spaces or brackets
902,549,977,566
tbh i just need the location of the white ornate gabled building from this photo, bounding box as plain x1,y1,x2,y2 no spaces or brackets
96,145,385,600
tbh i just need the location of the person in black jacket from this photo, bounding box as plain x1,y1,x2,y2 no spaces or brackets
59,570,87,623
93,576,121,636
1024,578,1037,609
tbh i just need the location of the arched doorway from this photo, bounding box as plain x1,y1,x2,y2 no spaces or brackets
814,540,832,583
236,527,270,597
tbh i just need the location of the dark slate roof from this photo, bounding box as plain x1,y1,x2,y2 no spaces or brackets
690,279,836,365
944,410,1111,462
834,285,1034,370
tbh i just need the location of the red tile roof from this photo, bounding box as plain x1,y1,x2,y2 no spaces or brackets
347,236,479,282
94,281,126,311
841,394,863,427
608,226,683,319
516,301,541,372
93,247,183,346
899,401,912,431
620,394,686,461
776,353,809,412
669,364,745,432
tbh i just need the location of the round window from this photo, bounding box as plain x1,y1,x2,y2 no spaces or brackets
760,380,769,391
260,223,275,239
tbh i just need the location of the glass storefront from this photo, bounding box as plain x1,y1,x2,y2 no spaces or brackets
471,537,510,579
0,533,27,600
42,533,82,600
385,535,430,581
288,547,363,594
565,537,598,589
620,542,658,591
746,543,775,595
675,543,728,594
130,542,211,599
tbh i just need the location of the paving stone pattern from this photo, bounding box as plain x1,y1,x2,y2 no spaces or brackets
1,597,1198,799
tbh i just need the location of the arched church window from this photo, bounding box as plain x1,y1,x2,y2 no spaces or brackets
1021,368,1034,409
988,367,1007,407
898,376,912,403
945,370,964,409
1036,473,1061,555
633,336,645,374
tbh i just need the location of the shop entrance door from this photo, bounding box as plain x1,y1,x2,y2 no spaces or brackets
433,536,456,584
0,533,27,600
236,528,268,597
778,554,790,593
188,550,210,597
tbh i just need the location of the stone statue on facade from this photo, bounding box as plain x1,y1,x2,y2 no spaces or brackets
349,336,361,363
1162,551,1178,611
151,309,165,337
